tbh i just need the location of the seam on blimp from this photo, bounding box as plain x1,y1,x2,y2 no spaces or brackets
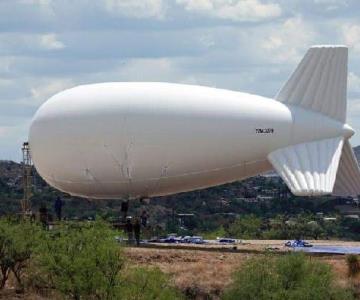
45,158,270,185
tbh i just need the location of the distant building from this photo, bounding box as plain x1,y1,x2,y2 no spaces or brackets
323,217,337,222
344,215,360,220
335,205,360,217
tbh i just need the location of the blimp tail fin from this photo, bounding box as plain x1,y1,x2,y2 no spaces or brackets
268,137,344,196
275,45,348,122
333,140,360,197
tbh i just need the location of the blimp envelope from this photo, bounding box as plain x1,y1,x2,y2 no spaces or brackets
29,45,360,199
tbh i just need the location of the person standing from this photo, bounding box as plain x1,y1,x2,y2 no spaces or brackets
121,200,129,221
125,218,133,244
39,203,48,230
133,219,141,246
140,210,148,228
54,196,64,221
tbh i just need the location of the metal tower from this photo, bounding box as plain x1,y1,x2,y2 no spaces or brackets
21,142,32,214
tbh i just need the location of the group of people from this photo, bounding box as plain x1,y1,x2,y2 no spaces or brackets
38,196,64,229
125,218,141,246
38,198,150,248
124,210,148,246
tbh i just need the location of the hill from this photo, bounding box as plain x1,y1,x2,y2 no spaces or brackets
0,147,359,238
353,145,360,163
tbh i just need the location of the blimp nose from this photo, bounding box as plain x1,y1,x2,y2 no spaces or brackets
343,123,355,139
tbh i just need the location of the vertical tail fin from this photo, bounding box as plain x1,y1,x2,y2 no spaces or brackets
276,45,348,122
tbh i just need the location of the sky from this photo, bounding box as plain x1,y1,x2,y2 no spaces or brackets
1,0,360,161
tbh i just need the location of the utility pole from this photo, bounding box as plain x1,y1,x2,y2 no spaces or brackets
21,142,32,215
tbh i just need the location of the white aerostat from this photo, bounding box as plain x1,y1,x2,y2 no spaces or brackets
29,45,360,199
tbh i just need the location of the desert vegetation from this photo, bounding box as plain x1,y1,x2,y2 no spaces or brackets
223,253,354,300
0,217,359,299
0,218,181,299
2,160,360,242
128,247,360,300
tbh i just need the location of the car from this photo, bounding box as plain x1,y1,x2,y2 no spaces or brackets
191,237,206,244
187,236,206,244
218,238,236,244
285,240,313,248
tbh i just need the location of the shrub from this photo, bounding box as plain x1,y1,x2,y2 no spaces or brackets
35,220,125,300
227,215,262,239
346,254,360,278
223,253,354,300
201,226,227,240
34,220,182,299
0,220,12,289
120,267,182,300
0,219,41,291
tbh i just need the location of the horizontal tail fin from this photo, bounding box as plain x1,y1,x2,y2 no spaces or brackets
268,137,344,196
276,45,348,122
333,140,360,197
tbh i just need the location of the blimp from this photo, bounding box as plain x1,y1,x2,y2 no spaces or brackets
29,45,360,199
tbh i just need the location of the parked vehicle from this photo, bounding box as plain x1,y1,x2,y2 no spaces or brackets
285,240,313,248
149,235,206,244
218,238,236,244
187,236,206,244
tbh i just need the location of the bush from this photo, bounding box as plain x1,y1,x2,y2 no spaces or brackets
34,220,125,299
33,220,182,299
223,253,354,300
0,220,12,289
346,255,360,278
0,218,182,299
0,219,41,291
120,267,182,300
227,215,262,239
201,226,227,240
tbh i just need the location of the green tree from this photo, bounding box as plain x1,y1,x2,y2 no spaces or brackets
7,220,42,291
262,215,290,239
0,219,41,291
227,215,262,239
0,220,12,289
201,226,227,240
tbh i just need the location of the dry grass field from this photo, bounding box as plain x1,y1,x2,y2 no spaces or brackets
126,244,359,299
0,241,358,299
126,247,246,298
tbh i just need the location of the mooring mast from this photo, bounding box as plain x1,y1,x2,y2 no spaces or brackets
21,142,32,214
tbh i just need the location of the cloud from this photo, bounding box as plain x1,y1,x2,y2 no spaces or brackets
116,58,175,81
347,98,360,144
0,118,32,161
349,98,360,113
104,0,166,19
176,0,282,22
39,33,65,50
349,72,360,93
0,126,13,138
342,23,360,54
314,0,349,11
89,57,197,84
20,0,55,15
261,16,315,63
0,32,65,56
2,0,360,161
29,79,74,105
0,78,12,87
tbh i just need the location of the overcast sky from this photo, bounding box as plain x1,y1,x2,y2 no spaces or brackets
1,0,360,161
